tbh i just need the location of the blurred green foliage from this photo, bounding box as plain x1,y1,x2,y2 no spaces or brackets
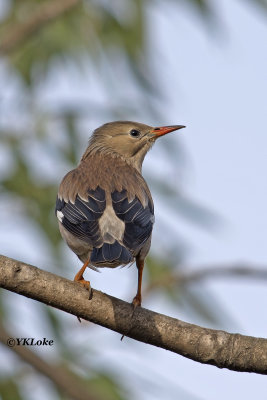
0,377,22,400
0,0,266,399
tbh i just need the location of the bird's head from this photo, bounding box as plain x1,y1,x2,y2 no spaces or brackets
83,121,185,171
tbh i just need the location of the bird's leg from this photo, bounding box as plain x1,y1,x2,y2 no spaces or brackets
132,257,144,308
74,259,90,291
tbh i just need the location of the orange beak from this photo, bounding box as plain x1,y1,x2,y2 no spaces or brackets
151,125,186,138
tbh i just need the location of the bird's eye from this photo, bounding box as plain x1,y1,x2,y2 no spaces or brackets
130,129,140,138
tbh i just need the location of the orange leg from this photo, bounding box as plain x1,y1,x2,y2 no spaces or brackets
132,257,144,308
74,259,90,291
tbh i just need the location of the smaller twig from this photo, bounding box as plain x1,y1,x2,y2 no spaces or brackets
181,264,267,283
144,264,267,296
0,0,81,55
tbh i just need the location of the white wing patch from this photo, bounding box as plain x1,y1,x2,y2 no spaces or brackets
56,210,64,223
98,205,125,243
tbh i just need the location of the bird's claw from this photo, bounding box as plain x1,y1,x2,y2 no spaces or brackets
120,297,142,340
75,278,92,298
75,279,92,323
132,295,142,310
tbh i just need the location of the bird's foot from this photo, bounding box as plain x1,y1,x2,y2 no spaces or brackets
74,260,91,296
74,261,92,322
132,295,142,310
76,277,92,301
74,279,92,323
76,277,91,291
120,296,142,341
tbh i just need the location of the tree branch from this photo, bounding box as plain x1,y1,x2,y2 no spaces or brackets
0,0,81,55
0,254,267,375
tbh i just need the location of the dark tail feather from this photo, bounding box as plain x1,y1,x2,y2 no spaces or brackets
91,241,133,265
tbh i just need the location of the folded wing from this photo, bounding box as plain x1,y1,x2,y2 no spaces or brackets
55,186,106,248
111,189,154,255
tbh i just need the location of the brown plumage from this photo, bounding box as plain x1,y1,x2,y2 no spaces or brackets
56,121,185,307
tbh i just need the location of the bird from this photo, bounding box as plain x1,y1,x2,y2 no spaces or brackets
55,121,185,308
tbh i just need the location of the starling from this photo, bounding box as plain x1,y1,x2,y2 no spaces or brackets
56,121,185,307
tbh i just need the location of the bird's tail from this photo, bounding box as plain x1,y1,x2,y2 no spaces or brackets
91,241,133,266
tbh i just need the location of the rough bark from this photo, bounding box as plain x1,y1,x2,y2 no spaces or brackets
1,254,267,375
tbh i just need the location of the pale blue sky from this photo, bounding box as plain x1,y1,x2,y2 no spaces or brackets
1,1,267,399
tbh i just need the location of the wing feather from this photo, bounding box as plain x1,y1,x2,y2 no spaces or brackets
55,186,106,246
111,190,154,253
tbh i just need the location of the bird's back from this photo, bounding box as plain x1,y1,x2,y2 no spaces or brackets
56,152,154,268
